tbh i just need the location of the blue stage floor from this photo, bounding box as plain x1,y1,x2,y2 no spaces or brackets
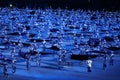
0,51,120,80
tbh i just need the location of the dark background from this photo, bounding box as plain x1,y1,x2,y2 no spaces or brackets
0,0,120,10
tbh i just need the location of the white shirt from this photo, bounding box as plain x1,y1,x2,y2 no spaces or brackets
87,59,92,67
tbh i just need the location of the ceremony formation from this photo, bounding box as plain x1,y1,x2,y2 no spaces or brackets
0,0,120,80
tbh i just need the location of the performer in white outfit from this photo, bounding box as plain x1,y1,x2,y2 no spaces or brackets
87,58,92,72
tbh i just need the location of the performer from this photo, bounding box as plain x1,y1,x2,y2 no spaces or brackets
86,58,92,72
26,54,31,71
12,58,16,73
36,53,41,66
11,47,16,58
103,54,107,70
4,58,8,77
58,52,63,69
109,53,114,66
